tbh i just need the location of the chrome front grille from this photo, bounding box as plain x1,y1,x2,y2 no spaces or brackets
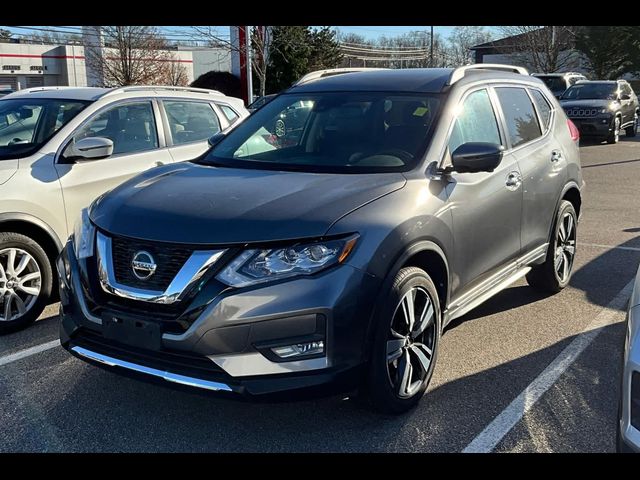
95,231,226,304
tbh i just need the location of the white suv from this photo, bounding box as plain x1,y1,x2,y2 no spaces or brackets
0,85,248,333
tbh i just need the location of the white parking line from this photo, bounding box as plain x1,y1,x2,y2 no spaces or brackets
463,278,634,453
581,242,640,252
0,339,60,367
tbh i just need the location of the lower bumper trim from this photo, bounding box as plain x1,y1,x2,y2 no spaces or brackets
71,345,233,392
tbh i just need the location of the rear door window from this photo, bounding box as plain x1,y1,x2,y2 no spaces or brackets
163,100,221,145
528,89,553,131
495,87,542,148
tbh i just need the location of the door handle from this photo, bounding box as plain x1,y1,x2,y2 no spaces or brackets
551,150,563,162
505,171,522,190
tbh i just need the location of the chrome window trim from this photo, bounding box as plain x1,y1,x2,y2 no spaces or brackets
96,231,225,304
71,346,232,392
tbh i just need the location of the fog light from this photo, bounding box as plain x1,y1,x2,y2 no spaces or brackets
272,341,324,359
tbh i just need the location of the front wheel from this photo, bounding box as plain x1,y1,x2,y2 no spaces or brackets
0,232,52,334
607,116,621,144
526,200,577,293
366,267,441,414
625,114,638,138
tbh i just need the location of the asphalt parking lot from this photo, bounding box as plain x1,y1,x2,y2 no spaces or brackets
2,135,640,452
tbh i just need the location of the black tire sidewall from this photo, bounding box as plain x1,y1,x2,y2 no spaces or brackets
551,201,577,289
367,267,441,414
0,233,52,334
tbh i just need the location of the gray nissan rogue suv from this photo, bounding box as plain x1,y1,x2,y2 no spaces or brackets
59,65,584,413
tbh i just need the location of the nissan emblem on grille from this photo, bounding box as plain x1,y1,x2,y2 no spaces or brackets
131,251,157,280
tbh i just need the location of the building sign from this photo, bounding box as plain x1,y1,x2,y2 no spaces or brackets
30,65,46,71
2,65,21,71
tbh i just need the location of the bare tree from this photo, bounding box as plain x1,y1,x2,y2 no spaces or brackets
446,26,493,67
496,26,580,72
160,57,189,86
85,26,175,86
251,26,272,98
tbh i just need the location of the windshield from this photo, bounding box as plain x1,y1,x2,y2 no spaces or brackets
203,92,441,173
0,98,89,160
561,83,618,101
537,76,567,93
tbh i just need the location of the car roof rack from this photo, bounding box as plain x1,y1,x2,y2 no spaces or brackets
102,85,224,97
292,67,388,86
448,64,529,86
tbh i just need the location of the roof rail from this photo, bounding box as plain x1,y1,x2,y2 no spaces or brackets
293,67,388,86
102,85,224,98
17,86,86,93
448,64,529,86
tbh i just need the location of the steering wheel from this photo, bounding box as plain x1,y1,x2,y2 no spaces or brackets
348,148,414,165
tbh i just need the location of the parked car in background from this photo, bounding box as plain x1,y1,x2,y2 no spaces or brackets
618,263,640,452
560,79,639,144
248,94,277,113
0,88,14,98
59,65,583,413
532,72,587,99
0,85,248,333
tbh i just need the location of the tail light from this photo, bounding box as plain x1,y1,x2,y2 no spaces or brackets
567,119,580,142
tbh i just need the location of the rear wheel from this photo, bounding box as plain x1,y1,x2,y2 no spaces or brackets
0,232,52,334
366,267,441,414
526,200,577,293
607,116,621,144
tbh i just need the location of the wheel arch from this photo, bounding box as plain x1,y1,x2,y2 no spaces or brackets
546,181,582,247
362,240,451,361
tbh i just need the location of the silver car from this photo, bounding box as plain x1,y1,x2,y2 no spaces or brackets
619,264,640,452
0,86,248,333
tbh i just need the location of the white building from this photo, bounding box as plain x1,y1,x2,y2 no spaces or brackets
0,39,231,91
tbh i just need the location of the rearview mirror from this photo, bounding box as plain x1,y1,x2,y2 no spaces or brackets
73,137,114,160
208,132,225,147
451,142,504,173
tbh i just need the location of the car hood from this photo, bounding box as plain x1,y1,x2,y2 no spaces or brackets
90,162,406,244
560,99,616,109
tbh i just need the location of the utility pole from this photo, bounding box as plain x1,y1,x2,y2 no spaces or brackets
430,26,434,67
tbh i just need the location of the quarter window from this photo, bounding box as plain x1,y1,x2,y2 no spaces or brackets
529,89,552,131
448,89,501,154
495,87,542,148
218,104,240,124
67,101,158,157
163,100,221,145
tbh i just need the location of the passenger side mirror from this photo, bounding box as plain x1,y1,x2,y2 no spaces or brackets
72,137,114,161
17,107,33,119
620,94,631,101
451,142,504,173
208,132,225,147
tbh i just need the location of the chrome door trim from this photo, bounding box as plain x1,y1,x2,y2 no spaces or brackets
71,346,233,392
96,231,225,304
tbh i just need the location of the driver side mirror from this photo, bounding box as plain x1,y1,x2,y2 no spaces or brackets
208,132,225,147
451,142,504,173
620,93,631,101
71,137,114,161
17,107,33,120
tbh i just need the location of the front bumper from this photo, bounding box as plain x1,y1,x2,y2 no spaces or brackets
619,305,640,452
568,115,615,137
58,240,379,397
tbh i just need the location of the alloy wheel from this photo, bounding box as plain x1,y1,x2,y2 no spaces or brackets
0,248,41,322
386,286,436,398
554,212,576,283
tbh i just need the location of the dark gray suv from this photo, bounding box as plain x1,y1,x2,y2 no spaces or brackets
58,65,584,413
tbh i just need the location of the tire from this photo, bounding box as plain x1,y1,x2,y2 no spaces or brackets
625,114,638,138
526,200,577,294
366,267,441,414
607,116,621,144
0,232,52,334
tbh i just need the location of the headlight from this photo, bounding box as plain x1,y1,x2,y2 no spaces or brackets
73,208,95,259
217,235,359,288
